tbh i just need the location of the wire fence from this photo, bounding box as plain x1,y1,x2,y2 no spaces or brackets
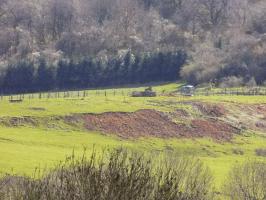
194,87,266,96
1,87,266,102
1,89,150,102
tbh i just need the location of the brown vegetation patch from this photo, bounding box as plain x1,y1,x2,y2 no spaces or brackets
190,119,238,141
254,104,266,114
255,148,266,157
29,107,46,111
235,104,266,117
0,117,39,127
83,109,237,140
253,104,266,116
230,104,266,132
175,109,190,117
0,176,26,194
255,121,266,129
84,110,183,138
193,103,227,117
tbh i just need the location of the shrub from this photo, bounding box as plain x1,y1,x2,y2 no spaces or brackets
255,149,266,157
2,149,214,200
0,179,4,199
246,77,257,88
224,161,266,200
219,76,244,88
232,148,244,155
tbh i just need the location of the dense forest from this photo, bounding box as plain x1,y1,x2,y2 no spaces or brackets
0,0,266,92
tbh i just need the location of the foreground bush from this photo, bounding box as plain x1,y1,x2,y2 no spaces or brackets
224,161,266,200
1,149,214,200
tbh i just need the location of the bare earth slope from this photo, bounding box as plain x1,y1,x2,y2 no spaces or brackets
83,109,238,141
2,100,266,141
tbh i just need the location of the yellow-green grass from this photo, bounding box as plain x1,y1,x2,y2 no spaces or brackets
0,82,266,194
3,82,181,100
0,126,265,190
0,95,197,117
5,95,266,118
1,82,266,118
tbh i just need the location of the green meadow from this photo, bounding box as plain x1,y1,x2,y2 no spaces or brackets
0,82,265,192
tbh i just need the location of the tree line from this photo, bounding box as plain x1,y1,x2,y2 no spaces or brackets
1,51,186,94
0,0,265,87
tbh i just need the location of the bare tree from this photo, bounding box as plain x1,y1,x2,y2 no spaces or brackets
47,0,75,40
197,0,230,29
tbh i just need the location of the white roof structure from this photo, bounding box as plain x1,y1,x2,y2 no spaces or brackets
182,85,194,88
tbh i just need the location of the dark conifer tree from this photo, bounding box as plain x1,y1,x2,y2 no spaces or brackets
1,51,186,94
36,59,55,91
57,60,71,89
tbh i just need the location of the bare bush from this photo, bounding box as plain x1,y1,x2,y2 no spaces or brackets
255,149,266,157
224,161,266,200
219,76,244,88
180,41,225,85
2,149,214,200
232,148,244,155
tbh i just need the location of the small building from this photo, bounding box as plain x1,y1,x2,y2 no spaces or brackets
180,85,195,96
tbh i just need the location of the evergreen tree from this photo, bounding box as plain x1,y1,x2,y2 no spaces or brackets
57,60,70,89
36,59,55,91
1,50,187,94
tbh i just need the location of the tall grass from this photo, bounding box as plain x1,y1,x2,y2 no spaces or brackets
1,149,214,200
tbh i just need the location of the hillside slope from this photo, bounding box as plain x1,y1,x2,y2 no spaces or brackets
0,83,265,191
0,0,266,90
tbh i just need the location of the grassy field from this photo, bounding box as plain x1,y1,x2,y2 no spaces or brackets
0,82,266,193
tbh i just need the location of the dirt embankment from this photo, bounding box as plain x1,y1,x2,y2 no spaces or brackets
84,110,182,138
228,103,266,132
0,102,249,141
193,102,226,117
83,109,238,141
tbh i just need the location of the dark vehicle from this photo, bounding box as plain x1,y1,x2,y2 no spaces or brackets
132,87,157,97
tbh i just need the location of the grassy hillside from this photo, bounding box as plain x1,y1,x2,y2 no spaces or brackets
0,127,265,188
0,82,265,193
